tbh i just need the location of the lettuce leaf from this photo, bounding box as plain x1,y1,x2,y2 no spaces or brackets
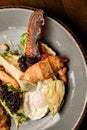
7,85,27,93
45,80,65,116
16,113,29,124
1,51,13,59
20,33,27,51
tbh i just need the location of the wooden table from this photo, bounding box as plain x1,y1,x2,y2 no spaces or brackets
0,0,87,130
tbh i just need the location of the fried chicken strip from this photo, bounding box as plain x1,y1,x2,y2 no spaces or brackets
20,56,68,83
0,104,10,130
0,69,19,88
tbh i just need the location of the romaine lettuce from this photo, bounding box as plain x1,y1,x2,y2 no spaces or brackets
45,80,65,116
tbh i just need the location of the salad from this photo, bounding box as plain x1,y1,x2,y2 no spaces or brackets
0,9,68,130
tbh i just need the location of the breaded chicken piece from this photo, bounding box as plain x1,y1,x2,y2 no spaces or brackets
0,65,19,88
20,56,68,83
0,104,10,130
0,70,19,88
0,124,10,130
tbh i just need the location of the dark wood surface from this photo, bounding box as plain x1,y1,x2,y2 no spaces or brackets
0,0,87,130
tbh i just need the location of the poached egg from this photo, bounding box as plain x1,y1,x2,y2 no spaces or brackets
24,81,48,120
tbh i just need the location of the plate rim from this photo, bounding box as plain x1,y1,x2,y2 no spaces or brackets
0,5,87,130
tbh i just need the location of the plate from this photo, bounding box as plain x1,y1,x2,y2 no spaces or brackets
0,7,87,130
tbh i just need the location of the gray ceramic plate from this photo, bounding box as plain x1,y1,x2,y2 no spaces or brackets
0,8,87,130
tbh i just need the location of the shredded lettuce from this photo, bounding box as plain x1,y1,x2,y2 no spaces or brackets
20,33,27,51
1,51,13,59
0,98,29,129
16,113,29,124
7,85,27,93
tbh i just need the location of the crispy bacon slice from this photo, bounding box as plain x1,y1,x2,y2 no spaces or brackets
25,9,44,58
